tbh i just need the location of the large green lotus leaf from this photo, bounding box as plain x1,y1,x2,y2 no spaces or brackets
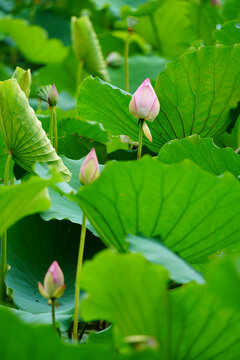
154,44,240,147
40,157,99,236
127,234,204,284
0,131,13,183
5,214,104,316
56,108,109,143
0,79,71,181
73,157,240,264
90,0,148,16
1,306,74,332
0,307,115,360
133,0,196,59
81,251,168,345
34,50,78,97
108,55,168,93
207,255,240,310
121,0,161,17
58,134,107,164
222,0,240,20
37,110,109,145
0,168,62,234
187,1,222,46
158,135,240,177
81,250,240,358
78,45,240,153
213,20,240,45
0,18,68,64
71,16,109,82
77,76,139,145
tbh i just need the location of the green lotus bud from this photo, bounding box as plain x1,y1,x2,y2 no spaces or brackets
47,84,58,107
38,261,66,301
38,84,58,107
106,52,124,68
79,148,100,185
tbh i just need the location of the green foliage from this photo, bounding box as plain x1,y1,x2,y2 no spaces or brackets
0,168,61,234
0,79,71,181
71,16,109,82
108,55,168,93
158,135,240,177
40,157,98,235
12,66,31,98
90,0,149,16
1,0,240,357
73,157,240,263
213,19,240,45
78,44,240,153
154,44,240,147
0,307,114,360
0,18,68,64
133,0,196,58
5,215,78,314
127,234,204,284
81,250,240,358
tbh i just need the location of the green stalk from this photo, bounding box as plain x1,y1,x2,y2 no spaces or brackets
149,13,162,53
137,119,144,160
0,153,13,302
73,214,87,341
76,60,84,92
53,107,58,153
124,31,131,92
51,299,56,331
49,106,54,146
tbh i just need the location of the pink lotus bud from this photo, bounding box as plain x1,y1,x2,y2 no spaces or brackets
38,261,66,300
211,0,221,6
129,78,160,122
79,148,100,185
48,84,58,107
142,121,152,142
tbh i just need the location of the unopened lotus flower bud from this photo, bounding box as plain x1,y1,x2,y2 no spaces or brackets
38,261,66,300
142,121,152,142
211,0,221,6
79,148,100,185
120,135,131,144
48,84,58,107
106,52,123,68
129,78,160,122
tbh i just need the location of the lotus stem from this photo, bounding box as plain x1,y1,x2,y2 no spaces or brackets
124,31,131,92
137,119,144,160
53,107,58,153
73,213,87,341
0,153,13,302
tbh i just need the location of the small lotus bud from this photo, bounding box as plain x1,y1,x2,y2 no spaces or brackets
129,78,160,122
79,148,100,185
38,261,66,300
120,135,131,144
48,84,58,107
142,121,152,142
127,16,139,29
106,52,123,68
211,0,221,6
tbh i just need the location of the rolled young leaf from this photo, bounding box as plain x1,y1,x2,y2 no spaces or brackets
0,79,71,182
71,16,109,82
12,66,31,98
